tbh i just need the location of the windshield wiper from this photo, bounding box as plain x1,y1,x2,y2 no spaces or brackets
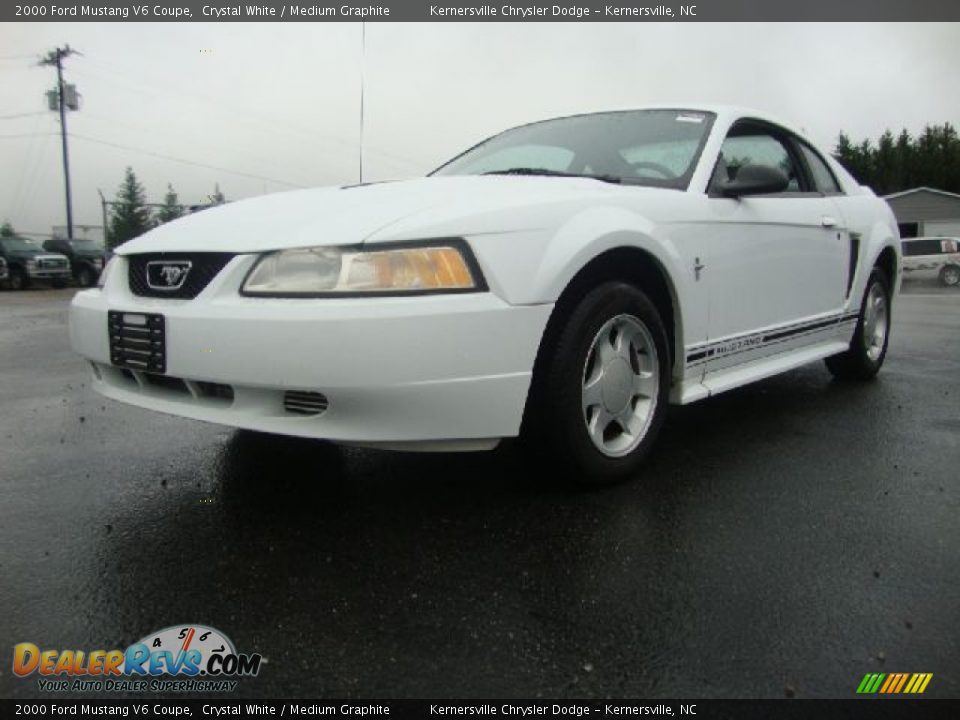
483,167,624,184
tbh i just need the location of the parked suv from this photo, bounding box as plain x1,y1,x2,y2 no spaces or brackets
0,236,71,290
901,237,960,287
43,237,106,287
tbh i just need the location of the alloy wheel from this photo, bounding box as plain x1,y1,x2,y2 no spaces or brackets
863,281,888,362
581,314,660,458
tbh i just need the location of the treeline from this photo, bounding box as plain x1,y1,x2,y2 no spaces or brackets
832,123,960,196
108,167,226,248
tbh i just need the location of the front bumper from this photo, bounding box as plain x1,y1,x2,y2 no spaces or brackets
28,267,71,279
69,255,552,449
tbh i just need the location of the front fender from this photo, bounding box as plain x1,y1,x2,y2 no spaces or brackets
468,205,685,307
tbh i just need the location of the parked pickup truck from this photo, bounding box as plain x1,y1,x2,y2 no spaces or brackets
0,236,71,290
43,237,106,287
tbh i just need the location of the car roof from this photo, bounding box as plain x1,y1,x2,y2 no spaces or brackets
529,104,796,129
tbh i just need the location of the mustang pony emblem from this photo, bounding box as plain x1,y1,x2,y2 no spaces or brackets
146,260,193,291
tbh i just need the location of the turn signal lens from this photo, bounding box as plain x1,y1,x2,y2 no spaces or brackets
242,244,479,296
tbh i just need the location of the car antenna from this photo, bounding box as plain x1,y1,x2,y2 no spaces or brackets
359,21,366,184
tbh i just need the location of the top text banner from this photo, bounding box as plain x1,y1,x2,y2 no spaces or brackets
4,0,960,22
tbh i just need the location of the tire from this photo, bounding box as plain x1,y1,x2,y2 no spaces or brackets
76,266,95,287
825,267,891,381
940,265,960,287
9,268,29,291
523,281,671,486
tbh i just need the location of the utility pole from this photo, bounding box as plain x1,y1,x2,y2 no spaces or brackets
40,45,79,240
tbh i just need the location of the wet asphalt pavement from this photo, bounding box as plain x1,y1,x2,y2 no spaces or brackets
1,284,958,700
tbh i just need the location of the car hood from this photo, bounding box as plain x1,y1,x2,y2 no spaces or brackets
116,176,673,255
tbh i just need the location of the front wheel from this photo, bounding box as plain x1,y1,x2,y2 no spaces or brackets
825,267,891,380
9,269,28,291
76,266,95,287
523,282,671,486
940,265,960,287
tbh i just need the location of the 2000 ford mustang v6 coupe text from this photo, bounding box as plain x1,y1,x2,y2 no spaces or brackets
70,106,900,484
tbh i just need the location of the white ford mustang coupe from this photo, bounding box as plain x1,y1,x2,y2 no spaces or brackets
70,106,900,484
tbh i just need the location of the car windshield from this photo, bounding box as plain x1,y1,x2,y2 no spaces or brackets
0,238,41,253
432,109,715,189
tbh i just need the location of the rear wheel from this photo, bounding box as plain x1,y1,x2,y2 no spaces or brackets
524,282,670,486
825,267,891,380
940,265,960,287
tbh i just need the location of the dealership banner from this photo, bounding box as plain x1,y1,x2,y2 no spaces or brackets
2,699,959,718
4,0,960,22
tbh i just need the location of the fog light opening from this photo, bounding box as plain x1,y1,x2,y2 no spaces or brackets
283,390,329,416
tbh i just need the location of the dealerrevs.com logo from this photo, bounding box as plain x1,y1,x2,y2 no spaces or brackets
13,625,262,693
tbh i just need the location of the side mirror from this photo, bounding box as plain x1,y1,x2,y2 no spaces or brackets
720,164,790,198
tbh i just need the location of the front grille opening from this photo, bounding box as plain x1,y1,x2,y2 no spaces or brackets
127,252,234,299
196,381,235,402
143,373,190,395
283,390,329,416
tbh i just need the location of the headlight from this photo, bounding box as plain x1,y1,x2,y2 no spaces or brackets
241,242,483,296
97,256,118,288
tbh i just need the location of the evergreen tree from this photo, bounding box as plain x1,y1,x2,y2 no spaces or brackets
155,184,184,225
833,123,960,195
0,221,15,238
108,167,152,248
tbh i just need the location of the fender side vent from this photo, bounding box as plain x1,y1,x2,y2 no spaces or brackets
284,390,329,416
846,232,861,298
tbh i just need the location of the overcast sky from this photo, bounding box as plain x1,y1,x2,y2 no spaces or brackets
1,21,958,237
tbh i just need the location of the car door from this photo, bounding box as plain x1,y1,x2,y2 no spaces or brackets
700,121,849,374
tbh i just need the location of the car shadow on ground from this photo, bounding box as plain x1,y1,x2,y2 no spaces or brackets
79,364,907,696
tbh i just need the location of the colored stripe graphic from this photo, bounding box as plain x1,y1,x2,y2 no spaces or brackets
857,672,932,694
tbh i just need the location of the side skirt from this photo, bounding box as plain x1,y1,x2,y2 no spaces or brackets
671,311,858,404
671,339,851,404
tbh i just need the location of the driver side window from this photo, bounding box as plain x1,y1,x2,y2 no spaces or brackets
712,131,801,193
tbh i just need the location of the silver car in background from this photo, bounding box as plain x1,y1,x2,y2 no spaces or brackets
901,237,960,287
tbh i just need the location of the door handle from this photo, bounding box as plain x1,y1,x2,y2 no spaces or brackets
821,216,839,228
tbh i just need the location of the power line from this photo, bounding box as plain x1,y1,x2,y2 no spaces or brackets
68,132,306,188
6,113,51,221
0,111,47,120
75,56,425,172
74,109,336,184
0,132,58,139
